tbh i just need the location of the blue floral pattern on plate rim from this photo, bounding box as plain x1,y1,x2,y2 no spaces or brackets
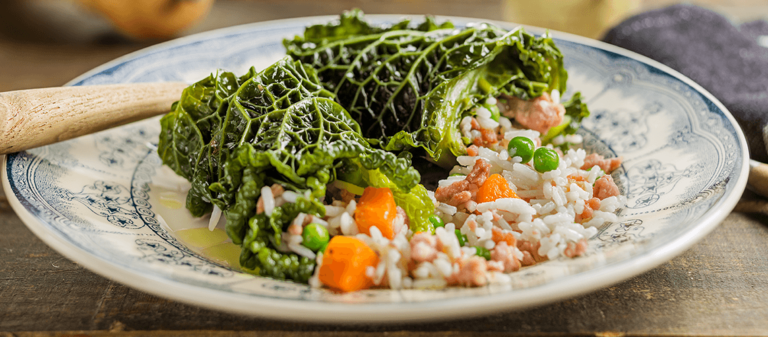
2,15,749,322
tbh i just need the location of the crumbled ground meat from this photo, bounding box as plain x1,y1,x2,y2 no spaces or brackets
473,128,498,147
577,197,601,222
500,92,565,134
587,198,601,210
520,251,536,266
435,159,491,206
256,197,264,214
594,175,620,200
449,191,472,206
466,145,479,156
287,223,302,235
410,233,438,263
447,256,488,287
581,153,622,174
466,159,490,186
492,227,515,247
487,260,505,272
435,181,467,205
491,241,521,273
517,240,546,265
470,118,481,130
563,238,588,258
271,184,284,197
467,183,480,199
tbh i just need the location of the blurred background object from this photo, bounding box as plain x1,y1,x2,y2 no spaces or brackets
0,0,214,43
502,0,643,39
503,0,768,38
0,0,765,91
1,0,767,44
77,0,214,40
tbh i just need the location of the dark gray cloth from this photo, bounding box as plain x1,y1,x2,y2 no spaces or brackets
603,5,768,162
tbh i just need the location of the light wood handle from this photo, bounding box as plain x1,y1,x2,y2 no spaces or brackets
748,159,768,199
0,82,187,154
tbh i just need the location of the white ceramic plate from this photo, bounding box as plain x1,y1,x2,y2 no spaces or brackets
3,15,748,322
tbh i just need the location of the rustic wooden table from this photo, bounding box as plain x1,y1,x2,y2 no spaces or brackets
2,1,768,335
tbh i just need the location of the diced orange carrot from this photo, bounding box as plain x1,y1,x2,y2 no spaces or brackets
476,174,518,204
354,187,397,239
318,236,379,292
491,227,516,247
568,174,585,182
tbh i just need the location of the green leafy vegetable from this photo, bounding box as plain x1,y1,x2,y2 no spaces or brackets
292,9,453,46
562,92,590,136
159,57,423,282
158,68,257,216
285,11,574,162
240,212,315,282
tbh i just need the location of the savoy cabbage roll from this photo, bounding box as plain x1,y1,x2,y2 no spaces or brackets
158,57,430,282
284,10,589,165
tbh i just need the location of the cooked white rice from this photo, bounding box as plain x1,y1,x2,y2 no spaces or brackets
268,112,628,290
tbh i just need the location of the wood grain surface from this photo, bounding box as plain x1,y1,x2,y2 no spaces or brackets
0,83,186,154
2,1,768,336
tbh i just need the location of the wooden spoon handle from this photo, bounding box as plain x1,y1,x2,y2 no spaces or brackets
748,159,768,199
0,82,187,155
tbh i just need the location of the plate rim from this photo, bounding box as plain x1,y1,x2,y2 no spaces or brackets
3,14,750,323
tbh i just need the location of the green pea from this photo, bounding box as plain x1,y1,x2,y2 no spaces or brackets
533,147,559,172
455,229,468,246
428,214,445,228
507,136,535,163
475,246,491,260
302,223,330,252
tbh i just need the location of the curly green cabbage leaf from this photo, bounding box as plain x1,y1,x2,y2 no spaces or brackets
293,9,453,46
158,67,257,216
159,57,423,282
561,92,590,136
285,11,580,163
238,198,317,283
